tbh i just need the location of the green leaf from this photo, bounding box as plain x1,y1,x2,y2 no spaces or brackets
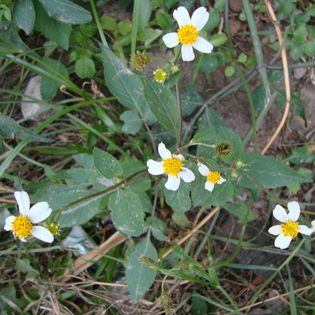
93,147,123,179
164,182,191,214
35,1,71,50
13,0,35,35
120,110,142,135
101,46,154,122
40,57,69,100
224,65,235,77
138,0,151,30
126,237,158,302
240,152,312,189
38,0,91,24
75,56,96,79
0,115,51,143
32,183,102,227
100,16,117,31
108,189,146,237
143,77,179,131
16,258,39,278
209,33,228,47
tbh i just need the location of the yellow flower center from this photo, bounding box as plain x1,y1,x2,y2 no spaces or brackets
207,171,221,184
177,24,199,45
281,221,299,239
154,68,167,83
12,215,32,239
163,158,183,176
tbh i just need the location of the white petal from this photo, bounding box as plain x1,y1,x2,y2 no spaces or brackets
198,163,209,176
173,6,190,27
14,191,30,215
205,181,214,192
273,205,288,223
31,226,54,243
179,168,195,183
274,234,292,249
165,175,180,191
147,159,164,175
287,201,300,222
218,177,226,184
162,32,179,48
191,7,209,30
193,36,213,53
4,215,15,231
299,225,313,236
312,220,315,232
158,142,172,160
28,202,52,224
268,225,281,236
181,45,195,61
173,154,185,161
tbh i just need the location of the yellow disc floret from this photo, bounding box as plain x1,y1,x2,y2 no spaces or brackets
281,221,299,239
177,25,199,45
154,68,167,83
207,171,221,184
163,158,183,176
12,215,32,239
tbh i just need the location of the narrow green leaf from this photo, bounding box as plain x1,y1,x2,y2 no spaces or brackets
143,77,179,131
38,0,91,24
108,189,146,237
126,237,157,302
13,0,35,35
93,147,123,179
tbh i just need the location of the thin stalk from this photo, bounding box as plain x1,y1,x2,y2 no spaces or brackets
89,0,108,48
131,0,140,56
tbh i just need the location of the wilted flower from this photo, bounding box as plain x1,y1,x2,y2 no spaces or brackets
198,162,226,192
215,141,232,157
130,51,151,71
162,7,213,61
268,202,313,249
147,142,195,191
4,191,54,243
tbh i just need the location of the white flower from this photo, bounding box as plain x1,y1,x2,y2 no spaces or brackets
268,202,313,249
198,162,226,192
4,191,54,243
162,6,213,62
147,142,195,191
312,220,315,233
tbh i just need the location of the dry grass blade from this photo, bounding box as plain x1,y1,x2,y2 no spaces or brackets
60,231,127,282
261,0,291,154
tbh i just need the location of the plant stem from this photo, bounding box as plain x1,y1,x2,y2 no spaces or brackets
89,0,108,48
131,0,140,56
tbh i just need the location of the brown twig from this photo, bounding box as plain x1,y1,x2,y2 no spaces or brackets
261,0,291,154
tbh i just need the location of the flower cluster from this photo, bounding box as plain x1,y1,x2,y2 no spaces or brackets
147,142,225,192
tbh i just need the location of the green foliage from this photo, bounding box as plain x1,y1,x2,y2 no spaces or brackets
126,237,158,302
13,0,35,35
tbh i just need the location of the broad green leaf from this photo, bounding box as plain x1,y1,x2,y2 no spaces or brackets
109,189,146,237
35,1,71,50
224,203,255,224
75,56,96,79
164,182,191,214
93,147,123,178
209,33,228,46
240,152,312,189
120,110,142,135
138,0,151,30
38,0,91,24
32,183,102,227
101,46,155,122
143,77,179,131
13,0,35,35
0,115,51,143
126,237,158,302
40,57,69,100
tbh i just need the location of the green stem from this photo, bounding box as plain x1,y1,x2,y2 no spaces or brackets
131,0,140,56
89,0,108,48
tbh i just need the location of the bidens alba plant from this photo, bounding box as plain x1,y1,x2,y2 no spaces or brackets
162,6,213,61
198,163,226,192
4,191,54,243
147,142,195,191
268,202,313,249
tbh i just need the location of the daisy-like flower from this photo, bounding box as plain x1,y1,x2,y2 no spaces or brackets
162,6,213,62
198,162,226,192
268,202,313,249
4,191,54,243
311,220,315,233
153,68,167,83
147,142,195,191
